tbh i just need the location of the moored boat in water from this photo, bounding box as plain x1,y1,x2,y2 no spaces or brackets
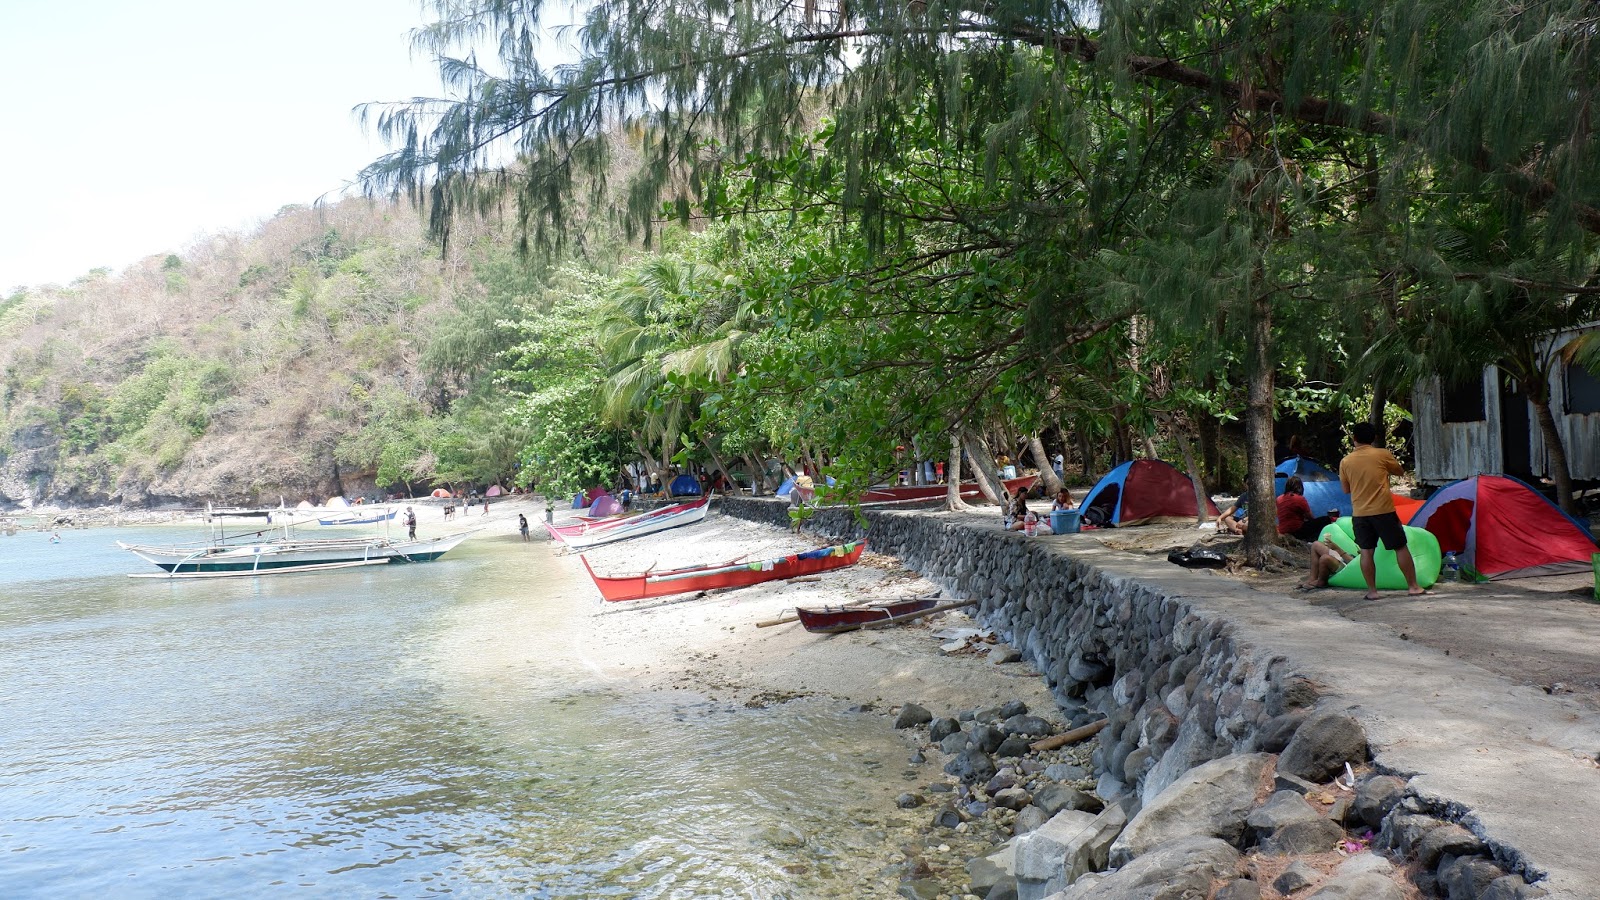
581,540,867,602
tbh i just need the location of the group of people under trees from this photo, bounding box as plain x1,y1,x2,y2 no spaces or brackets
1002,486,1076,535
1216,422,1425,601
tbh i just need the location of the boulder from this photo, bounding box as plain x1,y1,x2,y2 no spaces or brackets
896,703,933,729
1261,817,1344,855
1480,875,1549,899
1110,752,1275,865
1215,880,1262,900
940,731,972,754
993,787,1032,811
1352,775,1407,828
929,717,962,743
996,736,1033,758
1273,860,1319,894
999,699,1029,718
1013,810,1099,900
895,792,924,809
973,723,1007,753
1138,717,1228,803
1379,812,1446,855
1246,791,1322,837
1044,763,1089,783
985,882,1019,900
1256,711,1307,753
1307,871,1406,900
1439,855,1506,900
1278,710,1368,782
946,748,997,784
1335,852,1396,878
1054,836,1239,900
1013,805,1048,835
1002,714,1052,736
1033,783,1101,817
1416,824,1484,869
967,840,1017,896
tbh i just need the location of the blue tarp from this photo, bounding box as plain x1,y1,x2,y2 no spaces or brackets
669,474,703,496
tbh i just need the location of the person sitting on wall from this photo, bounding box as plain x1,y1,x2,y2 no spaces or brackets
1298,540,1353,590
1215,491,1248,535
1277,475,1338,542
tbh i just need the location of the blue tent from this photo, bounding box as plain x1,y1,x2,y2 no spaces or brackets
1274,456,1352,518
777,475,836,497
668,473,703,496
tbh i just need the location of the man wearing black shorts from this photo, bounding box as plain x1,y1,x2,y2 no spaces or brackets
1338,422,1426,600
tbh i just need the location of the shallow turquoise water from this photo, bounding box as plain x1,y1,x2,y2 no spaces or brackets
0,526,911,898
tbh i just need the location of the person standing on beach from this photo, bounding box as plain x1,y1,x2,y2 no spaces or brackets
518,514,530,542
405,506,417,540
1338,422,1426,600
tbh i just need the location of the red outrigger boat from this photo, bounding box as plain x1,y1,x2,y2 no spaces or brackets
795,597,941,633
862,474,1039,504
581,540,867,602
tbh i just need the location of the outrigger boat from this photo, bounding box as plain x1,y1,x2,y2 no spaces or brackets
582,540,867,602
546,496,710,550
119,506,474,578
795,597,944,633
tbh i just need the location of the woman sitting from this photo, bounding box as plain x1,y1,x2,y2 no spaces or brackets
1008,498,1051,534
1215,492,1248,535
1277,476,1337,542
1050,488,1075,512
1299,540,1353,590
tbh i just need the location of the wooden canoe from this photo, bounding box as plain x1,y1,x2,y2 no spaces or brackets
582,540,867,602
795,597,940,633
861,475,1038,503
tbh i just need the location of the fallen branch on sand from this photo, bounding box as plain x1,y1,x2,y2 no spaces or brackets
1029,718,1109,752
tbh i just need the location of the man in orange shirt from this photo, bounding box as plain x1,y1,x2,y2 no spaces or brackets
1338,422,1426,600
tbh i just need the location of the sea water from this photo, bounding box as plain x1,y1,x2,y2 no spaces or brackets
0,526,916,898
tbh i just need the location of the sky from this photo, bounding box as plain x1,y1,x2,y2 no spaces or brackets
0,0,457,290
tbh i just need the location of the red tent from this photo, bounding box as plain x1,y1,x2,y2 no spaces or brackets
1078,459,1220,526
1409,475,1597,579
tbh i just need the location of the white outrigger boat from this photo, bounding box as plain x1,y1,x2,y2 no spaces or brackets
544,496,711,550
119,506,474,578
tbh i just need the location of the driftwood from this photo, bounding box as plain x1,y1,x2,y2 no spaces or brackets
1028,718,1109,752
754,593,942,628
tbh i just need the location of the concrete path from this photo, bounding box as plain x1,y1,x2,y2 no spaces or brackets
1047,535,1600,898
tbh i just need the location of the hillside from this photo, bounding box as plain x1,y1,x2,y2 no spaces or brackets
0,199,528,509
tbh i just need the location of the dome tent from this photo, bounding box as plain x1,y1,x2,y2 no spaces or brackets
668,474,703,497
589,496,623,517
1408,475,1597,580
1076,459,1220,526
1274,456,1352,518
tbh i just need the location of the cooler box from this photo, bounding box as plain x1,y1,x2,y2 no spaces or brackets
1051,509,1082,534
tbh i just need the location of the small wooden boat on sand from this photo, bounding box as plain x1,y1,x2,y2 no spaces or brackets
582,540,866,602
795,597,942,633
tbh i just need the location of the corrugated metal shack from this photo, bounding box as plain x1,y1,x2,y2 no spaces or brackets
1413,326,1600,488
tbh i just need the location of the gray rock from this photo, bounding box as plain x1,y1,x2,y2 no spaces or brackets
1335,852,1396,878
967,800,992,817
1110,752,1275,865
926,781,953,793
1247,791,1321,836
946,748,997,784
1096,773,1127,802
1002,714,1051,736
991,644,1024,664
1417,824,1484,869
895,792,924,809
993,787,1031,811
986,769,1018,794
929,716,962,743
967,840,1017,895
940,731,972,754
1262,816,1345,855
1379,812,1445,854
996,736,1033,758
1279,710,1368,782
1480,874,1549,899
1122,746,1153,782
1353,775,1407,828
1033,783,1101,817
973,723,1006,753
985,882,1019,900
1274,772,1320,795
1044,763,1089,782
999,699,1029,718
1057,836,1239,900
1066,651,1110,685
1307,871,1406,900
932,807,962,828
1274,860,1319,894
1013,805,1048,835
1215,880,1262,900
1439,855,1506,900
1256,711,1307,753
1013,809,1099,900
1139,716,1227,803
896,703,933,729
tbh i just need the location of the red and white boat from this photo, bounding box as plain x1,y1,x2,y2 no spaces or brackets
795,597,941,633
545,496,710,549
861,474,1039,504
581,540,867,602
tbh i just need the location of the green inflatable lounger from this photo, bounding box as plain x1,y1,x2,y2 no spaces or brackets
1318,518,1442,590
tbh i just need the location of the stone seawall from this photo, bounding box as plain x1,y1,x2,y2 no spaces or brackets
717,495,1316,806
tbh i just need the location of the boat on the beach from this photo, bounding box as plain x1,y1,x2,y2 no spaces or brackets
316,507,400,526
795,597,941,633
546,496,710,549
119,506,475,577
862,474,1039,504
581,540,867,602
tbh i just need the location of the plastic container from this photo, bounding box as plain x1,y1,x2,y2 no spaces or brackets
1444,551,1459,578
1050,509,1082,534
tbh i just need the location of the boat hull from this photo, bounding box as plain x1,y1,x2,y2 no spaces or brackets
584,541,867,602
550,498,710,549
119,532,473,576
796,597,939,633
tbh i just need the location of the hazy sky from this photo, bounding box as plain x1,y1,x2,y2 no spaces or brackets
0,0,453,290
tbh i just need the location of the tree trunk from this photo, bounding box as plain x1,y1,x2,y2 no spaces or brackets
1529,392,1579,513
1164,413,1211,525
1029,433,1063,496
1141,433,1159,459
743,455,765,495
1367,381,1387,438
1079,432,1093,479
944,432,971,511
961,432,1006,505
1243,293,1278,567
705,443,732,494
